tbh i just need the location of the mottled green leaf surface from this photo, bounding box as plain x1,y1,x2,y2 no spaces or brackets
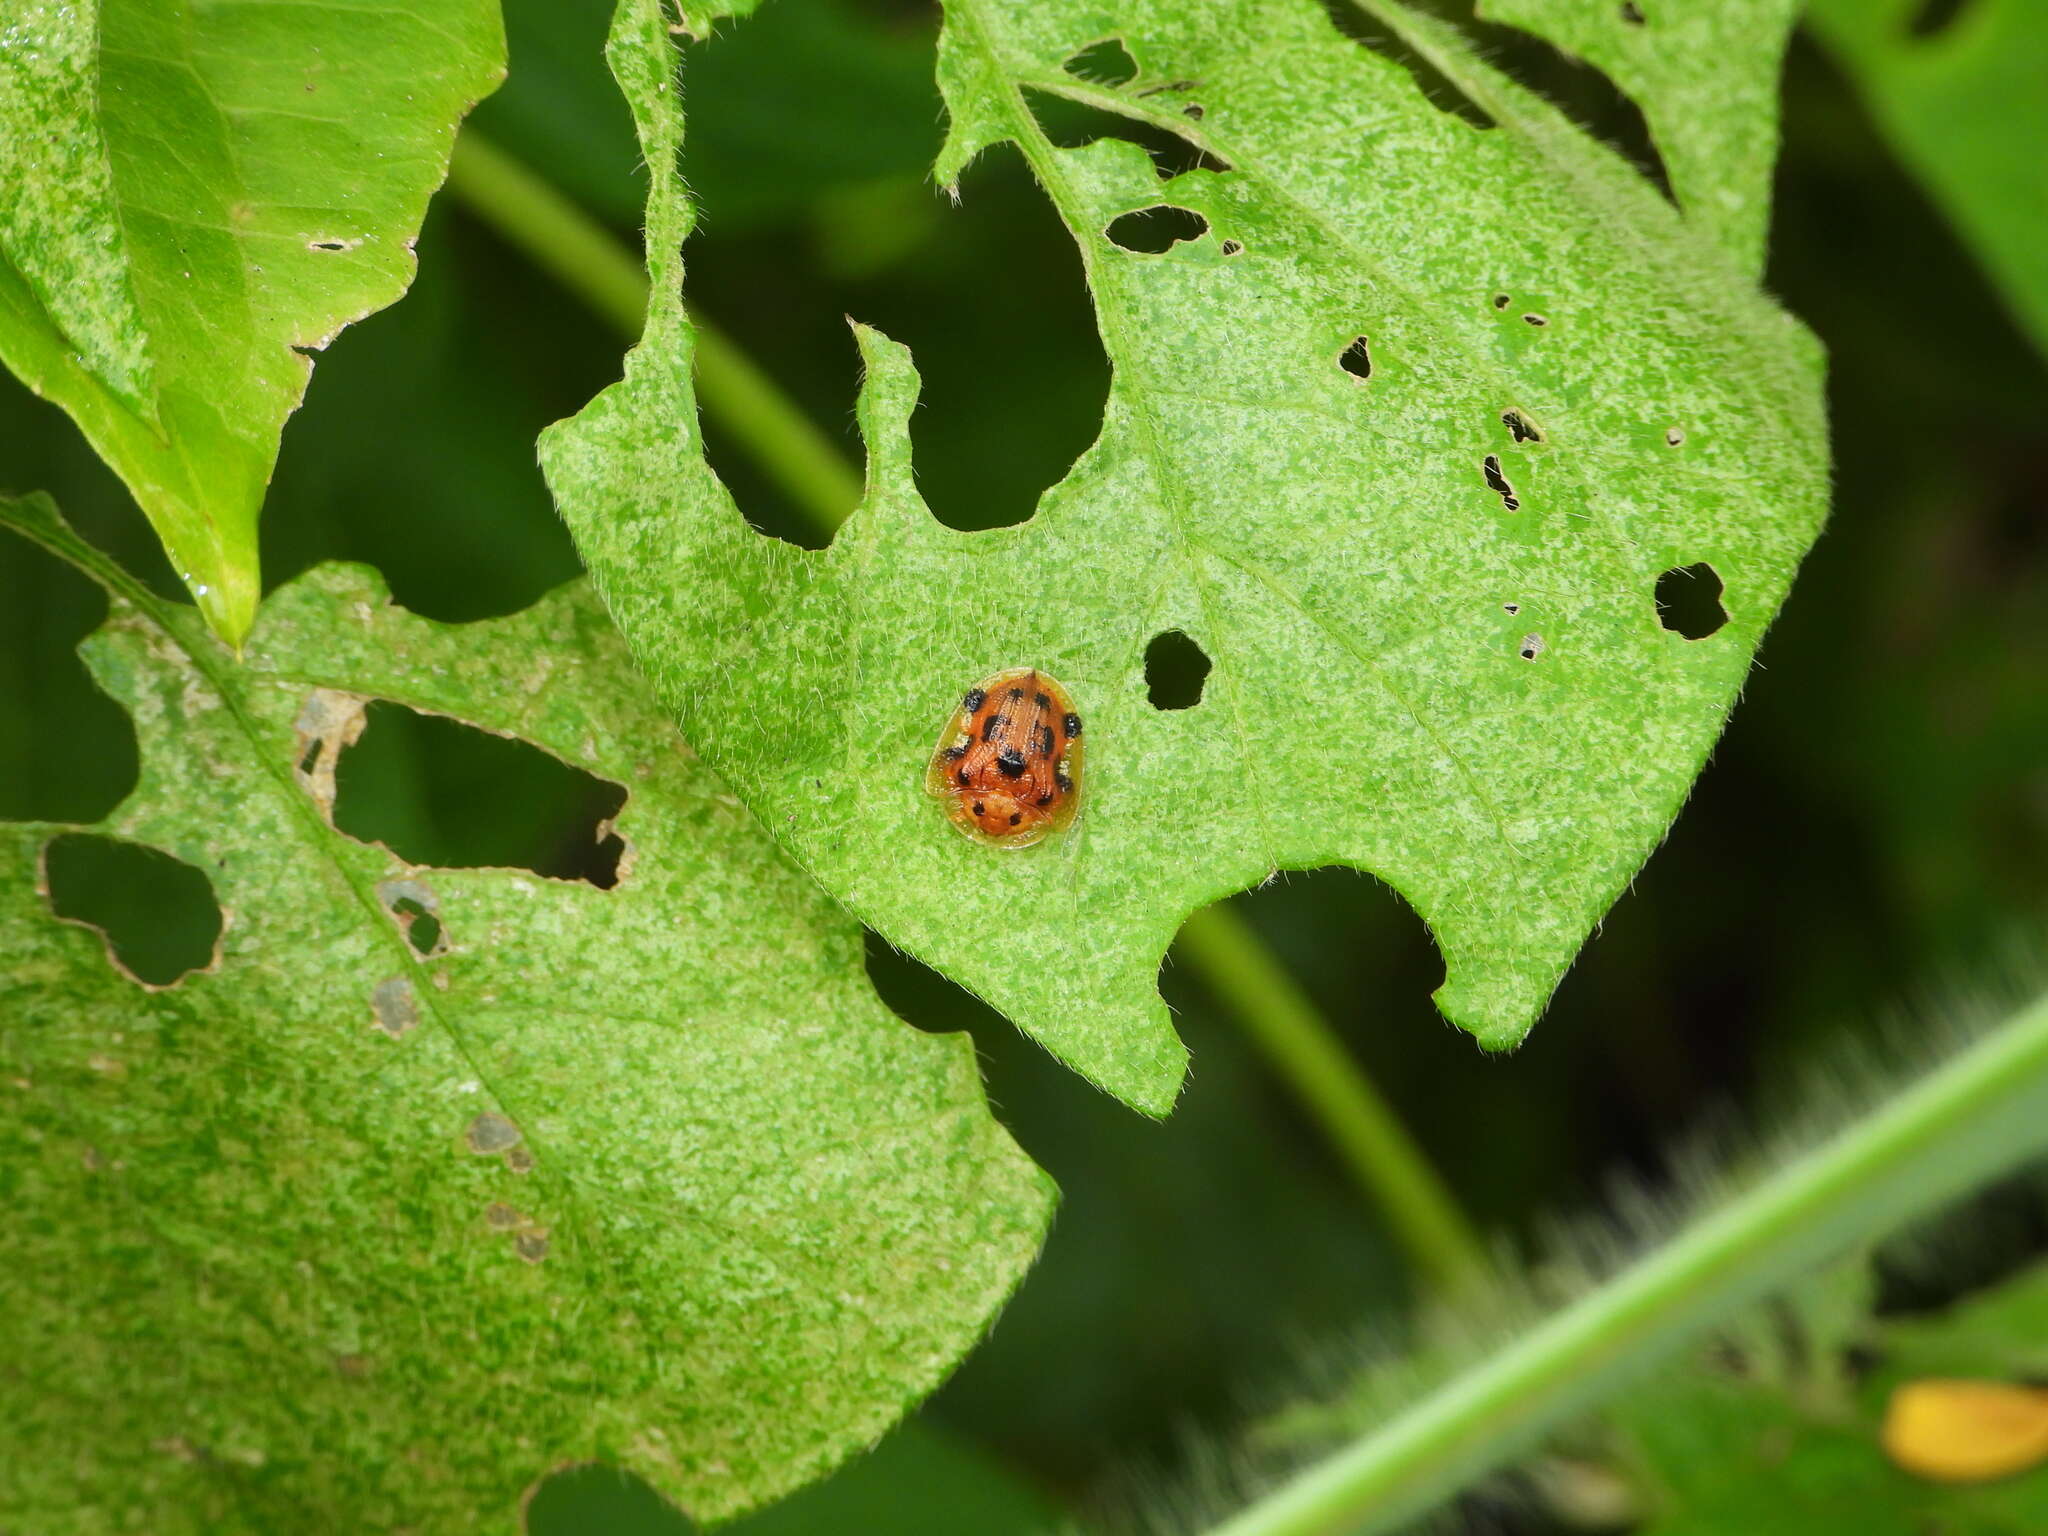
543,0,1827,1114
0,495,1051,1530
1808,0,2048,362
0,0,505,645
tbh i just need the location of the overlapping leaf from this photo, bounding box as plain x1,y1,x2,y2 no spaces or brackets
0,495,1051,1530
543,0,1828,1113
1617,1261,2048,1533
1808,0,2048,361
0,0,504,645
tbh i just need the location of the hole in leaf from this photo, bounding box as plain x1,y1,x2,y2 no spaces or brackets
333,703,627,888
1145,630,1211,709
1220,238,1244,256
1492,293,1512,310
0,533,137,824
1183,102,1206,120
1105,205,1210,253
1501,409,1542,443
1502,601,1521,614
1062,38,1139,85
1908,0,1976,36
523,1464,693,1536
1519,633,1547,661
1665,426,1687,447
1338,336,1373,381
1522,312,1549,327
396,901,441,954
1314,1,1497,129
380,880,446,956
1654,562,1728,639
43,834,221,986
876,144,1110,533
1029,90,1231,178
1619,1,1646,22
1482,454,1521,511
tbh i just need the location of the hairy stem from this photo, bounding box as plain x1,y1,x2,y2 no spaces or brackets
444,131,861,534
1204,986,2048,1536
442,127,1480,1290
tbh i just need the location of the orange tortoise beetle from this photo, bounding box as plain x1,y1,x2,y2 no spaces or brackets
927,667,1084,848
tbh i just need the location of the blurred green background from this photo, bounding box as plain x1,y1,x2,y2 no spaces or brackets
4,1,2045,1529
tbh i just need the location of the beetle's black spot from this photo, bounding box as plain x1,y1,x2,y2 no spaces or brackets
1008,812,1023,826
1035,724,1056,756
1056,771,1074,794
972,801,985,816
1064,712,1083,738
956,767,971,785
1036,791,1054,807
943,745,967,761
1008,687,1025,701
1034,691,1052,709
982,714,1007,743
996,748,1027,778
962,688,986,712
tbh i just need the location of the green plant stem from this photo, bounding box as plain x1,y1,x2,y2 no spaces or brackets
1204,986,2048,1536
443,131,860,534
1175,906,1486,1291
442,127,1482,1292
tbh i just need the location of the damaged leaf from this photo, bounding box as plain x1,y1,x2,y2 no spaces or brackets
542,0,1827,1113
0,493,1051,1530
0,0,505,645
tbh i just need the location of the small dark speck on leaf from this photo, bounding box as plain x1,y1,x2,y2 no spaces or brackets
465,1112,522,1155
486,1202,523,1229
1503,601,1521,615
333,1354,371,1378
1493,293,1512,309
1522,312,1549,327
1665,426,1686,446
1519,633,1547,661
1184,102,1205,119
1620,1,1646,21
515,1230,551,1264
505,1144,536,1175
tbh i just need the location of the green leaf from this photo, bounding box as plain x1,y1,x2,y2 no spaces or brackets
0,0,507,647
1475,0,1799,278
0,493,1051,1530
542,0,1828,1114
1806,0,2048,363
1614,1261,2048,1535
